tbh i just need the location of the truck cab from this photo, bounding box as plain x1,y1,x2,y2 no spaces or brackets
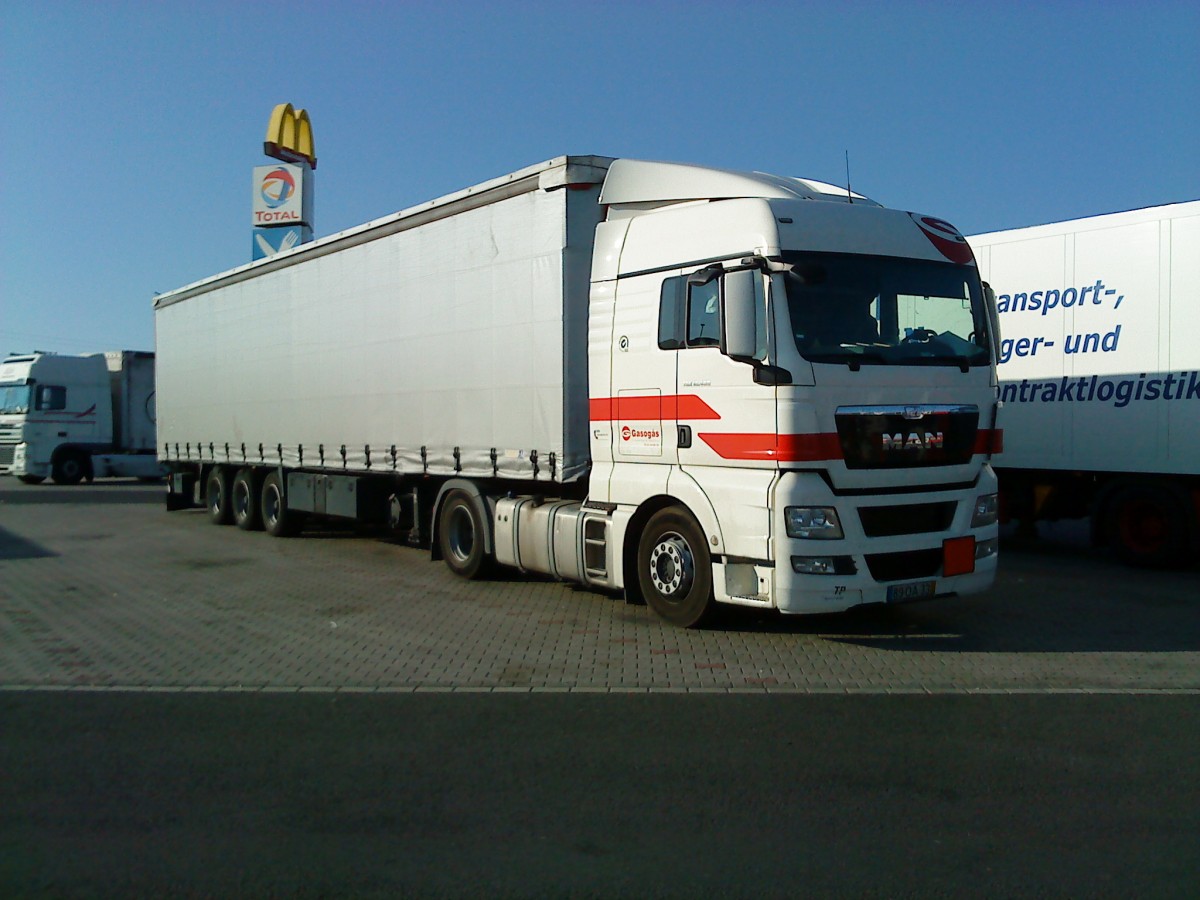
0,351,161,484
0,353,112,483
587,161,1001,621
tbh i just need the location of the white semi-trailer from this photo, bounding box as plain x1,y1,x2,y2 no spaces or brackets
971,201,1200,566
156,156,1003,626
0,350,164,483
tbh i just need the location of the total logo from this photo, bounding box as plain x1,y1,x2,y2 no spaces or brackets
622,425,660,441
260,167,296,208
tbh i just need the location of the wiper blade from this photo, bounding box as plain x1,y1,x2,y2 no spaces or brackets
846,350,888,371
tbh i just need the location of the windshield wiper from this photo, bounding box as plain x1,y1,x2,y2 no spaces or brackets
845,350,889,371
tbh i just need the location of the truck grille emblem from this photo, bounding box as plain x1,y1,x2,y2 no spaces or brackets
882,432,945,451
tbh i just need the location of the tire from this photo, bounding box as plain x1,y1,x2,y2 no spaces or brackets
261,471,302,538
637,507,716,628
17,475,46,485
51,451,88,485
1104,483,1189,568
206,467,233,525
232,468,262,531
437,490,490,579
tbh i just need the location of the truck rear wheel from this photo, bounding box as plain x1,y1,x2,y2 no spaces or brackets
261,471,302,537
1105,483,1189,568
51,451,88,485
437,490,490,579
206,467,233,525
637,507,716,628
233,468,262,531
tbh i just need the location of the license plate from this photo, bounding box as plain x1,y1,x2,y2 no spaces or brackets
887,581,936,603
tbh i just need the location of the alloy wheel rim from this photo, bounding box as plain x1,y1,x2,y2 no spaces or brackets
649,532,694,598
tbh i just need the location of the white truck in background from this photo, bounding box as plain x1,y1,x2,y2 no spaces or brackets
0,350,165,484
971,201,1200,566
156,155,1003,627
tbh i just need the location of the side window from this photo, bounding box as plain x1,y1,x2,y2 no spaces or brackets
658,276,686,350
36,385,67,411
687,280,721,347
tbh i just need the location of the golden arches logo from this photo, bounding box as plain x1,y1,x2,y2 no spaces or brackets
264,103,316,169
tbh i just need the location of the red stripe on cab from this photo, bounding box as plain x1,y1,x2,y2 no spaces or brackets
699,432,843,462
589,394,721,422
974,429,1003,455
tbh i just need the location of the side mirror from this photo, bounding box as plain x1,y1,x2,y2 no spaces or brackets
983,282,1002,359
722,269,759,359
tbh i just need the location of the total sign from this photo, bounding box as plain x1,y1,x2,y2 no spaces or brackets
252,163,312,226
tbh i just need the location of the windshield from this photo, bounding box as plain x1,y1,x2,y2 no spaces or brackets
781,252,990,367
0,383,32,415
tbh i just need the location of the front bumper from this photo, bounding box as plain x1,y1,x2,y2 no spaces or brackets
772,466,1000,614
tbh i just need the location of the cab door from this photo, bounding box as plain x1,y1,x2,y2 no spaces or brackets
601,270,680,506
667,265,779,562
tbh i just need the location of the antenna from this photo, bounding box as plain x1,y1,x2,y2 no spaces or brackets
845,150,854,204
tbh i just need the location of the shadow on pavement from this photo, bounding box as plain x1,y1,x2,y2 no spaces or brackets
0,525,58,560
0,479,162,506
716,539,1200,654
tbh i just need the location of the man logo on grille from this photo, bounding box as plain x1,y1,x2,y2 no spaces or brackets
883,432,944,451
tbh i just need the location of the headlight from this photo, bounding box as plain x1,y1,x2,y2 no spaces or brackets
791,555,856,575
785,506,843,539
971,493,999,528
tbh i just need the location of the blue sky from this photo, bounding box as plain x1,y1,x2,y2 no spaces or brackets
2,1,1197,354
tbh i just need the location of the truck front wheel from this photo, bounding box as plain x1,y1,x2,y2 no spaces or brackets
637,507,716,628
437,490,490,579
206,467,233,525
51,451,88,486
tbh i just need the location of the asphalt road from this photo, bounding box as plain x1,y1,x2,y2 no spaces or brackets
4,692,1198,898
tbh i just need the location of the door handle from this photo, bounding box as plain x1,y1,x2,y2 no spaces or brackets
677,425,692,449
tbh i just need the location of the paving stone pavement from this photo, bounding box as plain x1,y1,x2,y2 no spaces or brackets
1,481,1198,693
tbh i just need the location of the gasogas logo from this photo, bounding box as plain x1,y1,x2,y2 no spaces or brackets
910,213,974,265
260,167,296,208
622,425,660,441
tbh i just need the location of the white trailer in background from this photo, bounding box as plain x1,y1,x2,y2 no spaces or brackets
971,201,1200,565
156,155,1003,627
0,350,165,483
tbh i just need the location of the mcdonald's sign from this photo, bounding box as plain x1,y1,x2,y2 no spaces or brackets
264,103,316,169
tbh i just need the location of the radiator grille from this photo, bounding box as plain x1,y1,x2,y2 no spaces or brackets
836,406,978,469
859,501,956,537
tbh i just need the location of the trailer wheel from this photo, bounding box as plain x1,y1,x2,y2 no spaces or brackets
261,471,302,538
232,468,262,531
637,507,716,628
205,467,233,525
51,451,87,485
1105,483,1189,568
437,490,490,579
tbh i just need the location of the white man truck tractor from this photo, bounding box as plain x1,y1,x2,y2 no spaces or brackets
156,156,1002,627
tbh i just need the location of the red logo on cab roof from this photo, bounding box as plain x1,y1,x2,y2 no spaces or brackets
911,214,974,264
